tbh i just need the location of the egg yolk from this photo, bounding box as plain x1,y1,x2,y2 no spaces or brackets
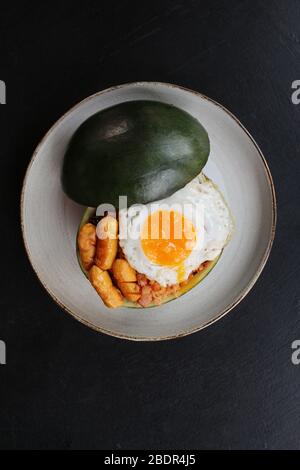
141,210,197,279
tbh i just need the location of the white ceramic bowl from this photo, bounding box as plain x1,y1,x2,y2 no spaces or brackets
21,82,276,341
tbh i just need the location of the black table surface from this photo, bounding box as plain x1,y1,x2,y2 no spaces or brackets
0,0,299,450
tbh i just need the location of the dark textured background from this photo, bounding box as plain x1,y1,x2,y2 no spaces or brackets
0,0,299,450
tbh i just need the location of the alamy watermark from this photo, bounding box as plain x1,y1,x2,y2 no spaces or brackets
95,197,204,245
0,340,6,365
291,340,300,365
0,82,6,361
0,81,6,359
291,80,300,104
0,80,6,104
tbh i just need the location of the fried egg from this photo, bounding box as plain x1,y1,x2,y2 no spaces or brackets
119,174,234,286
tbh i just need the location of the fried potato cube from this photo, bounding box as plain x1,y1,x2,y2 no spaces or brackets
112,259,137,283
77,223,96,271
119,282,141,302
119,282,140,295
124,293,141,303
95,216,118,270
89,265,124,308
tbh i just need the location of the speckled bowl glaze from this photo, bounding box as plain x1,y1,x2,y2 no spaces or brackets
21,82,276,341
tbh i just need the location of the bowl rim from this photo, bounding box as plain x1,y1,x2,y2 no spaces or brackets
20,81,277,341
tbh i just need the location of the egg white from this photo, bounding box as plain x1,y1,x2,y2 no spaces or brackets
119,174,234,286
